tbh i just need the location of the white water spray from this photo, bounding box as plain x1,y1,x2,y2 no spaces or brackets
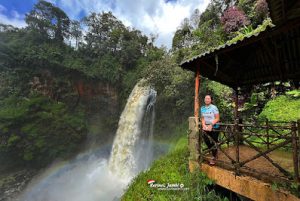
18,81,156,201
108,81,156,179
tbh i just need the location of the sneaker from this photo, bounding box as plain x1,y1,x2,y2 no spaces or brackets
209,157,216,165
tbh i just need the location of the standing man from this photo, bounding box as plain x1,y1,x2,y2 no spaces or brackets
201,95,220,165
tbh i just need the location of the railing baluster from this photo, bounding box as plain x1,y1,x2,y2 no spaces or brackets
198,117,202,166
292,121,299,182
298,119,300,181
266,118,270,149
235,118,240,175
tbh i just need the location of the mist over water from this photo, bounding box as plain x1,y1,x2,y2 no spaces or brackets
18,81,157,201
19,151,126,201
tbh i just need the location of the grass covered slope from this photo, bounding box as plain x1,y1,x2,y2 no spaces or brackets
259,92,300,122
122,137,227,201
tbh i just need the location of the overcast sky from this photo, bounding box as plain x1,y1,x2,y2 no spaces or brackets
0,0,210,48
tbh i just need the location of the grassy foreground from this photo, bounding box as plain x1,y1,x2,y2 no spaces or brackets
121,136,228,201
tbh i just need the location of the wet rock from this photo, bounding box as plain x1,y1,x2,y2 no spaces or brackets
0,169,37,201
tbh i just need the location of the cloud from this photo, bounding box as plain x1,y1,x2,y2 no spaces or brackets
120,0,210,48
0,4,26,27
0,0,211,48
54,0,210,48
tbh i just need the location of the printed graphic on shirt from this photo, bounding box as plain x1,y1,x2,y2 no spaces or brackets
200,104,219,129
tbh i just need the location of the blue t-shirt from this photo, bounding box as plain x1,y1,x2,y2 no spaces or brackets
200,104,220,129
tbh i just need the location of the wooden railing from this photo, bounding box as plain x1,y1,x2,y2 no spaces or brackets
188,118,300,184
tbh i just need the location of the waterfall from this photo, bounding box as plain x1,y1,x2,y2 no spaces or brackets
108,81,156,179
18,81,157,201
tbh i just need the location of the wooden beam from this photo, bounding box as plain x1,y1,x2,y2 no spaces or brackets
194,66,200,118
199,163,300,201
199,60,233,84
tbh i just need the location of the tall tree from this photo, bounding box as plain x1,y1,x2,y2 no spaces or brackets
172,18,193,50
83,11,125,55
25,0,70,42
69,20,82,48
190,9,200,30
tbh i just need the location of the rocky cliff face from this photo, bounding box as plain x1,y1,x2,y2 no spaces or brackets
28,69,120,116
0,169,37,201
74,80,119,115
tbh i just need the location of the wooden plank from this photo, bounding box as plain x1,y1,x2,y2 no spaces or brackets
199,163,300,201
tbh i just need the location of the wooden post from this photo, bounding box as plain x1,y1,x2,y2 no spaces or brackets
266,118,270,149
194,67,200,118
234,88,239,120
234,87,240,175
298,119,300,171
194,66,201,164
292,121,299,182
188,66,201,172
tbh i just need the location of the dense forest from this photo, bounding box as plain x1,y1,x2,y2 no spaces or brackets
0,0,299,200
0,0,166,169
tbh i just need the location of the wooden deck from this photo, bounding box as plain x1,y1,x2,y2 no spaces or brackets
204,145,293,184
187,117,300,201
189,160,300,201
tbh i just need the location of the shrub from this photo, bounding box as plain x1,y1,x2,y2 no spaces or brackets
221,6,250,34
259,95,300,122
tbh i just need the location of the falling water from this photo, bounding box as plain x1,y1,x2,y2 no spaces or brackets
18,81,156,201
108,81,156,179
